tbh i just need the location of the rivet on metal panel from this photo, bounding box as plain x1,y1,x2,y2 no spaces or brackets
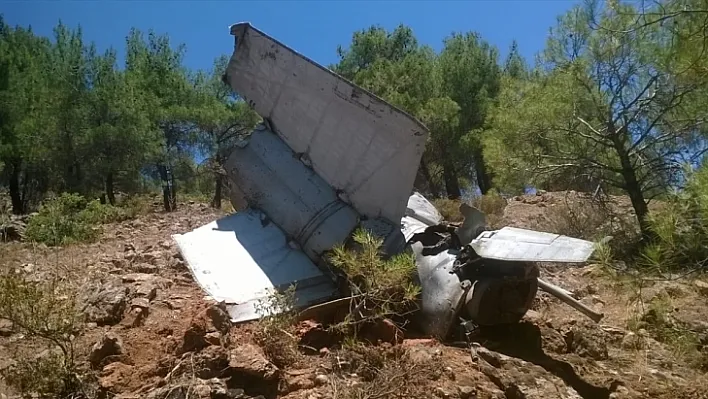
300,153,312,168
336,190,350,204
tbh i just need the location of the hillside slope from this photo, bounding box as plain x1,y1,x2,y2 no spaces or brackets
1,194,707,399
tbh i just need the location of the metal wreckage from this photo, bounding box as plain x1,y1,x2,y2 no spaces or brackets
172,22,604,340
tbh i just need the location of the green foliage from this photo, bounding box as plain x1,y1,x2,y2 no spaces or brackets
332,24,501,197
24,193,134,245
483,1,708,239
431,198,464,223
328,228,420,335
627,290,702,365
0,17,258,215
640,165,708,271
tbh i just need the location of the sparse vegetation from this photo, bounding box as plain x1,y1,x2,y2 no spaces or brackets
252,284,302,368
24,193,137,246
433,191,507,228
328,343,442,399
0,271,84,398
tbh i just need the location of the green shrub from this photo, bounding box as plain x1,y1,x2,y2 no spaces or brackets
327,228,420,335
25,193,135,246
639,165,708,271
470,189,507,217
252,285,302,368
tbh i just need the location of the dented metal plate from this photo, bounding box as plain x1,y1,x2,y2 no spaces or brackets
401,192,465,338
172,209,338,323
470,227,596,263
225,22,429,225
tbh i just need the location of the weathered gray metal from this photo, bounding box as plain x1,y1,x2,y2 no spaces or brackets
173,22,604,334
224,22,429,225
224,124,359,262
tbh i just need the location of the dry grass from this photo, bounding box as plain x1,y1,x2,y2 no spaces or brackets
252,285,304,369
0,270,88,398
327,343,442,399
432,191,507,228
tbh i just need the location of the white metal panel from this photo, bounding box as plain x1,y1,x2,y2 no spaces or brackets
470,227,596,263
400,192,443,242
225,22,429,225
172,209,337,323
404,192,444,226
225,126,359,261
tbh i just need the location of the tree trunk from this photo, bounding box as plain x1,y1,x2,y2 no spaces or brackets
158,164,176,212
420,157,441,198
443,159,462,199
611,131,654,242
211,174,223,209
169,168,177,210
619,156,652,241
106,172,116,206
473,147,493,195
8,160,24,215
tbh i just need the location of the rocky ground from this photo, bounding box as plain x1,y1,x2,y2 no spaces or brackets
1,193,707,399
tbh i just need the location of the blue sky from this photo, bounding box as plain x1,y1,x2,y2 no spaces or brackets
2,0,580,72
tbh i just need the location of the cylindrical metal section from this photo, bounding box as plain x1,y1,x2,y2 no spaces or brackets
225,127,360,260
464,261,539,326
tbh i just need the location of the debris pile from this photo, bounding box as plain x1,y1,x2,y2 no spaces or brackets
1,201,708,399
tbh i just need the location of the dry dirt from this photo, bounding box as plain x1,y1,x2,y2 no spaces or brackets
1,193,707,399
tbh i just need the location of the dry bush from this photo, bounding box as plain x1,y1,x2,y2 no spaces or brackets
328,343,442,399
470,190,507,229
252,284,303,368
470,190,507,217
431,198,464,222
545,192,640,261
546,197,609,240
0,271,88,398
623,284,706,370
433,191,507,228
115,194,153,218
327,228,420,337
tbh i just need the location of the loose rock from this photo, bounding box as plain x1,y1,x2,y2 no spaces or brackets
0,318,14,337
181,303,233,353
694,280,708,296
89,332,124,368
228,343,279,381
194,346,229,379
81,278,129,325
